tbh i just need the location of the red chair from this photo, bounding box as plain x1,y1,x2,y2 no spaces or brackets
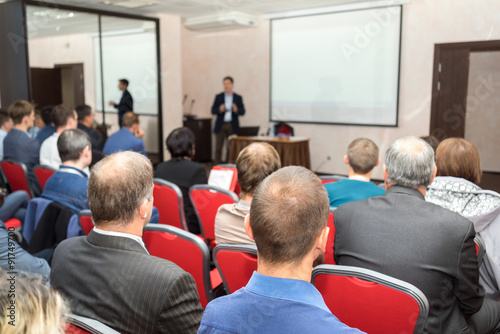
189,185,239,247
1,160,35,198
142,224,222,308
312,265,429,334
324,208,336,265
78,210,93,235
65,313,120,334
4,218,21,230
475,237,485,264
209,164,240,195
319,175,346,185
213,244,258,294
153,178,188,230
34,164,57,190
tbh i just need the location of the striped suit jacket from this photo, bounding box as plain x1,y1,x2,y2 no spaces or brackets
50,230,203,334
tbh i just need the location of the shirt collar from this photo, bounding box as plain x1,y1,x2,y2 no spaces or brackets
348,175,370,182
245,271,330,313
93,227,149,254
59,166,88,178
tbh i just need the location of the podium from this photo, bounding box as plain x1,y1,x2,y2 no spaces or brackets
183,118,212,162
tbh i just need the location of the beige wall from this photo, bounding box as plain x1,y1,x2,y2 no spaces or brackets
179,0,500,179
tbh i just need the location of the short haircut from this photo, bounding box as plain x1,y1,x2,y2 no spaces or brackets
122,112,139,128
119,79,129,87
420,135,440,153
40,105,54,125
0,109,11,127
347,138,379,174
250,166,329,265
75,104,92,121
52,105,76,129
0,268,69,334
57,129,91,162
436,138,482,184
8,100,34,125
166,127,195,159
385,136,435,189
223,76,233,83
236,142,281,195
88,151,153,227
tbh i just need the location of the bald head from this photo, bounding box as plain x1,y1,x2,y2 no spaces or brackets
88,151,153,227
384,136,435,189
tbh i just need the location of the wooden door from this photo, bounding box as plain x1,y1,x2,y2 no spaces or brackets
30,68,62,108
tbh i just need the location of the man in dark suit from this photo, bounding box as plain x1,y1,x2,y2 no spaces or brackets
50,151,203,334
211,76,245,164
75,104,105,165
108,78,133,128
4,100,42,196
334,136,500,334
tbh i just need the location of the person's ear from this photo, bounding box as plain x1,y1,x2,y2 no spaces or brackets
343,155,349,165
375,157,381,167
244,215,254,240
317,226,329,253
138,198,151,220
430,166,437,184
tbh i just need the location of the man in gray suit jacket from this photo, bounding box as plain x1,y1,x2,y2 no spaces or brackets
50,151,203,334
334,136,500,334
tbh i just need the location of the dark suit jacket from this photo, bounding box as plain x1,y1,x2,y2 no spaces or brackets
154,159,207,234
115,89,133,127
3,128,42,196
334,185,483,334
50,230,203,334
211,92,245,134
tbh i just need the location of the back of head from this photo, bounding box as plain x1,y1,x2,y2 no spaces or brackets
166,127,195,159
250,166,329,265
119,78,129,87
57,129,91,163
0,109,10,127
8,100,34,125
236,142,281,195
88,151,153,227
385,136,435,189
0,269,68,334
122,112,139,128
347,138,379,174
75,104,92,122
40,105,54,125
436,138,481,184
52,105,75,129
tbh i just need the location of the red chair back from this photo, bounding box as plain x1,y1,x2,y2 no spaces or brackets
153,178,188,230
319,175,346,185
312,265,429,334
324,208,336,265
1,160,35,198
189,185,239,243
209,165,240,195
65,313,120,334
34,164,57,190
213,244,258,294
142,224,213,307
4,218,21,230
475,237,485,264
78,210,93,235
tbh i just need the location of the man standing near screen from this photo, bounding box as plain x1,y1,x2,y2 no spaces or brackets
108,78,133,128
211,76,245,164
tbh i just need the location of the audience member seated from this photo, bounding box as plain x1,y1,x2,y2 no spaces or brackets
0,109,13,160
103,112,146,156
0,190,30,224
0,221,50,277
199,166,364,333
40,105,78,170
28,109,44,139
3,100,41,196
50,151,203,333
35,105,56,144
214,142,281,244
334,136,500,334
324,138,384,207
0,268,68,334
154,127,207,234
76,104,105,158
426,138,500,299
42,129,92,214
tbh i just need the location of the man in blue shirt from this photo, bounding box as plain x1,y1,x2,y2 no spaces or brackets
103,112,146,156
325,138,385,207
199,166,364,334
42,129,92,214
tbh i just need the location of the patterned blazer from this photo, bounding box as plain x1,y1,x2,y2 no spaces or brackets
50,230,203,334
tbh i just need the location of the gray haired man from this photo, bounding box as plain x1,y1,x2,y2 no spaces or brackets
334,136,500,334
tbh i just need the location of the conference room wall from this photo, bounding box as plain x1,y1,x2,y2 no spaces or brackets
180,0,500,179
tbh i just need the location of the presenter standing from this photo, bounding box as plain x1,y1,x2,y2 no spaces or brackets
108,79,133,128
211,76,245,164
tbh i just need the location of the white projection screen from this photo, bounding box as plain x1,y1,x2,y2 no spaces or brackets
271,6,402,126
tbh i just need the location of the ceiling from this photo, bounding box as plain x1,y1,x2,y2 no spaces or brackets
32,0,390,18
